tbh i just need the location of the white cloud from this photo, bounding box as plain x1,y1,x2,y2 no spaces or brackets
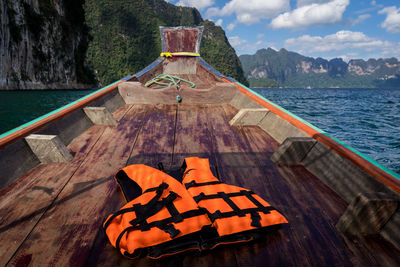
228,36,247,47
227,23,236,31
284,30,400,58
205,7,220,18
206,0,290,25
270,0,349,29
176,0,214,10
256,33,264,39
228,36,266,54
379,6,400,33
215,19,223,26
285,31,382,53
354,14,371,24
347,14,371,26
297,0,330,8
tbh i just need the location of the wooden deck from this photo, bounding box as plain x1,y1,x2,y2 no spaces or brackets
0,104,399,266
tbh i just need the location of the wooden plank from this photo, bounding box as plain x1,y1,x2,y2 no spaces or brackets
85,104,177,266
357,235,400,266
8,105,147,266
171,104,239,266
112,104,133,122
0,125,106,266
209,104,376,266
172,104,216,169
239,125,350,265
127,104,177,167
239,122,380,266
241,125,399,265
183,247,239,267
202,104,310,266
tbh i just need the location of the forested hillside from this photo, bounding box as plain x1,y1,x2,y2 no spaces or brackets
84,0,247,86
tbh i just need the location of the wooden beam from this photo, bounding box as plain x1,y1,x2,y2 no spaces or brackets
336,193,399,235
25,134,72,163
229,108,269,126
83,107,118,126
271,137,317,165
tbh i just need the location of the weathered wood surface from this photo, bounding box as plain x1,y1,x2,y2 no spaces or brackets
0,105,131,266
0,125,107,266
1,104,399,266
172,104,216,168
2,104,137,266
118,81,237,105
336,192,399,235
86,104,177,266
209,105,310,266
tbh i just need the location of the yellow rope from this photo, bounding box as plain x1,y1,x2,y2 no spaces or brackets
160,52,200,58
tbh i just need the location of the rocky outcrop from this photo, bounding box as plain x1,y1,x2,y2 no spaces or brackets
240,48,400,88
0,0,93,90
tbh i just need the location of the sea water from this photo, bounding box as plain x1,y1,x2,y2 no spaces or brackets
0,89,95,135
254,87,400,174
0,88,399,174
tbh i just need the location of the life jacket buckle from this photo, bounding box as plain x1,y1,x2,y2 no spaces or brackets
158,224,181,238
250,212,262,228
193,192,205,203
209,210,222,222
184,180,196,189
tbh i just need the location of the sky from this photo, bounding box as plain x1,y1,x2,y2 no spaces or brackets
166,0,400,61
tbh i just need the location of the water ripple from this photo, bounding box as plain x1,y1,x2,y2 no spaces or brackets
254,87,400,174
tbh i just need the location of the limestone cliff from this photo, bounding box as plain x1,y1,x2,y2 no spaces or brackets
0,0,93,90
240,48,400,88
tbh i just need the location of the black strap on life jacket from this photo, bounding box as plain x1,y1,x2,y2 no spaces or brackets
115,208,209,253
103,182,169,231
104,182,210,254
184,180,222,189
193,190,276,228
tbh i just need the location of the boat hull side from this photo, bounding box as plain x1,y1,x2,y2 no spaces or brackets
0,81,126,189
224,78,400,249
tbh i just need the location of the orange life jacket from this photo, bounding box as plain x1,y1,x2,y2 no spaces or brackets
182,157,288,249
103,164,212,259
104,158,288,259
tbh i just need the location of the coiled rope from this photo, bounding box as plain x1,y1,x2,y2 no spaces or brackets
145,74,196,89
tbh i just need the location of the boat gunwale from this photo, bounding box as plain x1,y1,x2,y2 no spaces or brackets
223,78,400,194
0,80,124,149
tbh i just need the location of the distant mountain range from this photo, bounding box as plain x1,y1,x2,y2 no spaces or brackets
239,48,400,88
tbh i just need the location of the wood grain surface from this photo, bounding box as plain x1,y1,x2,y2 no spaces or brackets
1,104,399,266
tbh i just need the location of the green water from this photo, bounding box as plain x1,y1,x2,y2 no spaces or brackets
0,90,95,135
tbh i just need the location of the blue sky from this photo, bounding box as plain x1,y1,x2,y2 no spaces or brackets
166,0,400,61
